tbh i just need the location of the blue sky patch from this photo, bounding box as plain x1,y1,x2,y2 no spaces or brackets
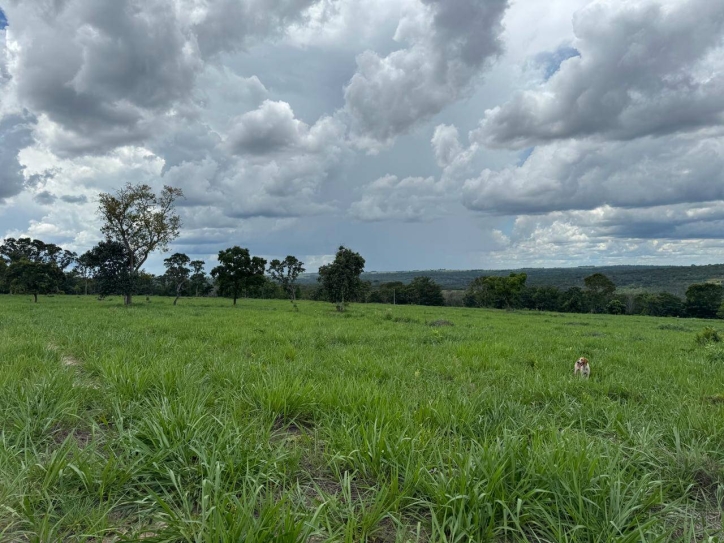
0,8,7,29
535,45,580,81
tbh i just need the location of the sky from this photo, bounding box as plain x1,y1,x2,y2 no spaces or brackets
1,0,723,274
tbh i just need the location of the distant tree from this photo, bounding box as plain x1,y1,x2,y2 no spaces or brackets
584,273,616,313
685,283,723,319
82,241,135,300
98,183,183,305
268,256,305,304
655,292,684,317
561,287,586,313
189,260,208,297
317,246,366,312
0,238,75,302
0,258,7,293
531,286,562,312
464,273,527,309
163,253,191,306
211,246,267,306
606,299,626,315
75,252,94,296
405,276,445,306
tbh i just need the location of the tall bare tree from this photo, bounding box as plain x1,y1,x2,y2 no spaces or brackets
98,183,183,305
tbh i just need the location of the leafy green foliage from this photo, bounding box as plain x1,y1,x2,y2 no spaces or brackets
211,247,267,305
696,326,721,344
81,241,135,300
685,283,724,319
163,253,191,306
464,273,527,309
0,237,75,302
189,260,209,297
318,246,366,311
268,256,305,303
97,183,183,304
584,273,617,313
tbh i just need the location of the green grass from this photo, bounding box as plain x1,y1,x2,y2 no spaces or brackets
1,295,723,542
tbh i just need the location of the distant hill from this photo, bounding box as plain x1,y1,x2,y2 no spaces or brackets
298,264,724,296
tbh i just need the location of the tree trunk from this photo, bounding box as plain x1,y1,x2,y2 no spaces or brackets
85,278,88,296
233,295,237,306
126,292,132,305
33,292,38,303
174,296,179,306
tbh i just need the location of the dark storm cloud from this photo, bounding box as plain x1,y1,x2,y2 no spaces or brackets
2,0,324,156
60,194,88,204
33,190,57,205
477,0,724,148
0,113,36,201
226,100,308,155
342,0,509,150
191,0,320,58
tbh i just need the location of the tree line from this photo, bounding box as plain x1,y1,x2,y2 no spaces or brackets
2,183,724,318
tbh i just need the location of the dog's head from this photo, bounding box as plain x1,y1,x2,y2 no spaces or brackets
576,357,589,366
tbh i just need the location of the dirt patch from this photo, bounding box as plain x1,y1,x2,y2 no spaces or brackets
370,516,398,543
52,425,93,449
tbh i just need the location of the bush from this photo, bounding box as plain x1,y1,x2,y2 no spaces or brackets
696,327,721,345
606,299,626,315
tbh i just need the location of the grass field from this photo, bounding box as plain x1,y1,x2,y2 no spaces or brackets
1,296,723,542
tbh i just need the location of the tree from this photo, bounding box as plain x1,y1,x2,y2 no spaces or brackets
561,287,586,313
405,276,445,306
0,238,75,302
163,253,191,306
189,260,208,297
211,247,267,306
317,246,365,312
531,286,562,312
606,299,626,315
98,183,183,305
81,241,135,300
75,252,95,296
584,273,616,313
268,256,305,304
464,273,527,309
685,283,723,319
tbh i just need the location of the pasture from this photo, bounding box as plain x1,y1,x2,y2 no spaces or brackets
0,296,723,542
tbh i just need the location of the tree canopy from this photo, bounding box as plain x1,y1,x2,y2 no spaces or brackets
0,237,75,302
318,246,365,311
268,256,305,303
211,247,267,306
98,183,183,304
163,253,191,306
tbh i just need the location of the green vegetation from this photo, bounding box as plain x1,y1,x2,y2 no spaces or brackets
1,296,723,541
300,265,724,296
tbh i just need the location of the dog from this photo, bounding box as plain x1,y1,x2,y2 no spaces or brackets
573,357,590,378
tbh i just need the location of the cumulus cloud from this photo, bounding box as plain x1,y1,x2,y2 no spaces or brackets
486,203,724,267
0,113,36,201
0,0,324,156
477,0,724,148
349,123,479,221
342,0,508,150
349,174,442,221
463,134,724,215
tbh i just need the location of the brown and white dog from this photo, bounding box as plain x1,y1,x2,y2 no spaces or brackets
574,357,590,378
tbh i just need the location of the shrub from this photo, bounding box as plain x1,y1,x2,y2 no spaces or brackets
696,327,721,345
